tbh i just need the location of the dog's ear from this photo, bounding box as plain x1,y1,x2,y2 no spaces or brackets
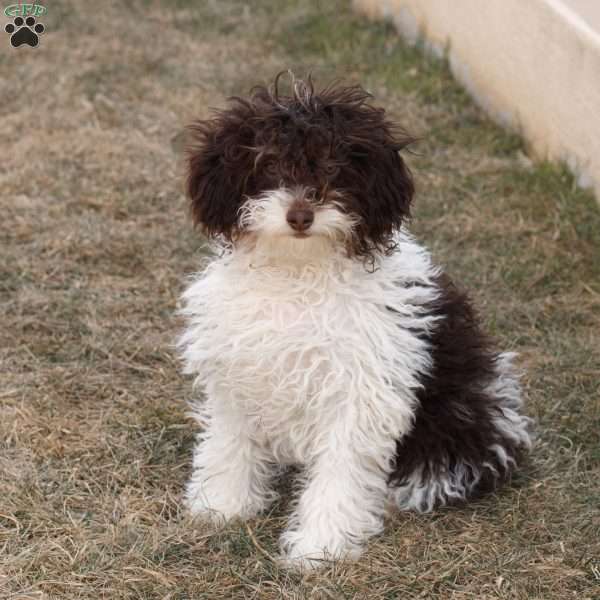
354,138,415,241
186,103,255,239
322,84,416,253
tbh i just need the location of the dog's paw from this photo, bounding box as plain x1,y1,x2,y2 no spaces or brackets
185,479,266,527
279,530,362,571
278,549,330,571
186,496,231,528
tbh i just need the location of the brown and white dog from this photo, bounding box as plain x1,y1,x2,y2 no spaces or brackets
178,75,532,569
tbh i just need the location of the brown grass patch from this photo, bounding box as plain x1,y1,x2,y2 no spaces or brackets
1,1,599,598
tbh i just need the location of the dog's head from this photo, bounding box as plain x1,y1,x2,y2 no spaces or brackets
186,75,415,263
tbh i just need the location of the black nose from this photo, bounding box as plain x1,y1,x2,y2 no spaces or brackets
286,207,314,232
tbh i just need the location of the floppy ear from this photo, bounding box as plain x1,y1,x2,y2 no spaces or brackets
325,92,415,253
186,103,255,239
340,141,414,257
362,140,415,236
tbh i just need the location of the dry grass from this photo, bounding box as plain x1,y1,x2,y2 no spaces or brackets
1,1,599,598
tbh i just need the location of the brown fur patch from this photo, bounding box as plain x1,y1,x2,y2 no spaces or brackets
390,274,529,506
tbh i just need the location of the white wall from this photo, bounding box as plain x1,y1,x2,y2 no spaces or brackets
353,0,600,201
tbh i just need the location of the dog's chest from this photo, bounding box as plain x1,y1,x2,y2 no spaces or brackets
215,271,364,379
197,264,387,419
180,246,435,463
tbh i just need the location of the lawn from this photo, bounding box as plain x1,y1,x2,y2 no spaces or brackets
1,1,599,598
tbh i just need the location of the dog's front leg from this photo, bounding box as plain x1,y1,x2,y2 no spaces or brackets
280,434,395,569
185,402,277,525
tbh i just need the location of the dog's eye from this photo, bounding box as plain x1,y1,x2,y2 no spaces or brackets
324,163,339,178
264,161,278,176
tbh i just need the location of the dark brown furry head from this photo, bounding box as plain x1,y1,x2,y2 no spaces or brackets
186,74,415,260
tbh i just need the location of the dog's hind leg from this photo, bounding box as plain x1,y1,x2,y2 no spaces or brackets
389,353,533,512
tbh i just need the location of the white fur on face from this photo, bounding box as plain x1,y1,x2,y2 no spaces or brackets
238,187,357,263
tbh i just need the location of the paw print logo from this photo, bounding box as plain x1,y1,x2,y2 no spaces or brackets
5,15,45,48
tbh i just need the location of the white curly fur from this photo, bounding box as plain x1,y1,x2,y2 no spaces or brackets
178,188,529,569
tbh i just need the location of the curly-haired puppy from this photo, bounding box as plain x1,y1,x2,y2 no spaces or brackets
178,75,532,569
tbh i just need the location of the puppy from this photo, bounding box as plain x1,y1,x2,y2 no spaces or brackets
178,75,532,569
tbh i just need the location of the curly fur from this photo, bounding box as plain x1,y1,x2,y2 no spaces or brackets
178,75,532,569
187,73,415,263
